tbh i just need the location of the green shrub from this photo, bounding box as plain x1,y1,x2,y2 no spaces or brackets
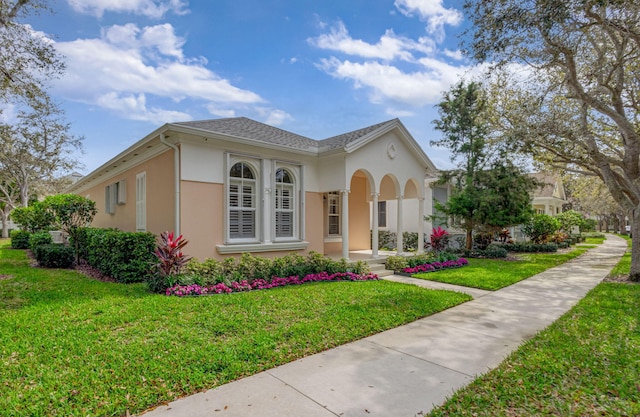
473,232,494,250
33,244,75,268
484,244,509,258
10,230,31,249
406,252,435,268
581,218,598,232
29,231,53,250
184,258,225,283
522,214,560,243
176,251,363,292
11,202,54,233
493,242,558,253
570,234,585,243
82,228,156,283
403,232,419,252
378,230,396,250
385,255,408,272
455,246,508,258
436,251,463,262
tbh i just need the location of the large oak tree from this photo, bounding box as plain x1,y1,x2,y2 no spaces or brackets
0,1,82,236
464,0,640,280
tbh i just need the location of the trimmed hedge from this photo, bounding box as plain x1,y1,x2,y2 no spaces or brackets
10,230,31,249
455,246,508,259
33,244,74,268
74,227,156,283
29,232,53,250
493,242,558,253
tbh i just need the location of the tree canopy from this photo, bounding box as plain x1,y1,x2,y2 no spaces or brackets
432,81,538,249
0,0,82,236
464,0,640,280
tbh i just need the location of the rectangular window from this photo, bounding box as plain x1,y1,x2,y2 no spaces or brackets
327,191,340,235
378,201,387,228
136,172,146,231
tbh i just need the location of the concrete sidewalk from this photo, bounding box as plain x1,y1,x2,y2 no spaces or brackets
140,234,627,417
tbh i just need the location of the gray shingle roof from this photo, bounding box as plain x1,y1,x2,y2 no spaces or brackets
318,119,397,150
174,117,317,150
173,117,398,152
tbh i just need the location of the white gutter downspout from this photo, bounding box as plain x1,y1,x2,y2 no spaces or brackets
160,133,180,236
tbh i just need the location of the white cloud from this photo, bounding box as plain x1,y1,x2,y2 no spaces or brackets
443,49,463,60
394,0,462,38
386,107,415,117
256,108,293,126
52,23,264,123
67,0,188,19
317,57,479,106
95,92,192,124
206,105,236,118
308,21,433,61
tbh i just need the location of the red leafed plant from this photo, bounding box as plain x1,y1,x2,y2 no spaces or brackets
155,231,191,277
430,226,450,252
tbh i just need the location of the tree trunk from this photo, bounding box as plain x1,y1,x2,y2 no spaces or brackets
466,228,473,250
629,208,640,282
1,208,8,238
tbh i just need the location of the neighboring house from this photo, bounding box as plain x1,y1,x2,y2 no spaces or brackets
66,117,438,261
530,172,568,215
382,172,569,245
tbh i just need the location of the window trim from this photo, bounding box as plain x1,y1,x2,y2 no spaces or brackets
326,191,341,236
273,164,300,242
226,156,261,244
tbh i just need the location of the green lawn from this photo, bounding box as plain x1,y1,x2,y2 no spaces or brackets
412,247,591,290
608,234,632,278
428,244,640,416
0,241,471,417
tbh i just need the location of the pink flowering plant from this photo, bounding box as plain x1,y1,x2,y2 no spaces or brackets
401,257,468,274
430,226,450,252
166,271,379,296
155,231,191,276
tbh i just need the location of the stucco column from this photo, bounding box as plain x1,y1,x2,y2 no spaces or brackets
417,197,425,254
371,193,379,258
396,194,404,255
341,189,350,260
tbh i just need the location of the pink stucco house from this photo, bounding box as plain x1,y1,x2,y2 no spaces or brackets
67,117,438,261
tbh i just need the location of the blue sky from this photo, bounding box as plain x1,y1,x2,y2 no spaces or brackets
24,0,483,174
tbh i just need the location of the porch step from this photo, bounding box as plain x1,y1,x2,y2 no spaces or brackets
367,262,394,278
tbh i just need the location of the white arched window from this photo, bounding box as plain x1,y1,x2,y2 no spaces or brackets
229,162,257,240
275,168,295,238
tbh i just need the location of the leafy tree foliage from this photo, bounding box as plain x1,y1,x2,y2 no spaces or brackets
555,210,585,234
463,0,640,280
43,194,96,262
432,81,538,249
522,214,560,244
0,0,63,104
0,1,81,232
10,200,53,232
